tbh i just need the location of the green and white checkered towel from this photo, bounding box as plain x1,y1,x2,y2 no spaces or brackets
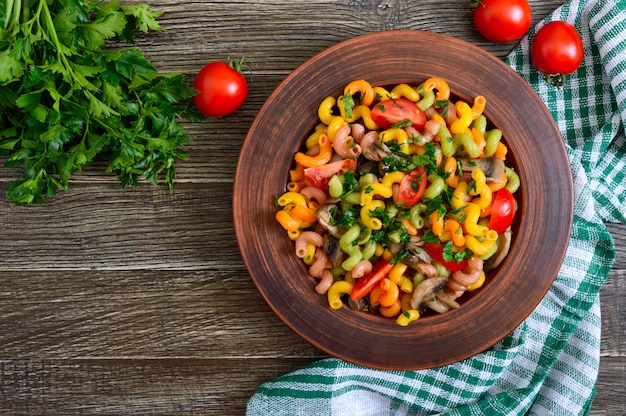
246,0,626,414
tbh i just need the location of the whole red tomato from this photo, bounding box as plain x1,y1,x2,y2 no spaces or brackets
531,21,584,84
193,59,248,117
472,0,532,43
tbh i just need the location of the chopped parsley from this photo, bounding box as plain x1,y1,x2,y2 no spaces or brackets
441,241,472,263
340,93,355,118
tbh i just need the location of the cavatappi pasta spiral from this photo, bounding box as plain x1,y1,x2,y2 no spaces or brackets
275,78,520,326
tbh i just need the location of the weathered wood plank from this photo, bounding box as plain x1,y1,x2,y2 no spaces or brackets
0,184,239,270
0,355,623,416
593,356,626,415
1,0,623,414
0,269,324,358
0,358,318,416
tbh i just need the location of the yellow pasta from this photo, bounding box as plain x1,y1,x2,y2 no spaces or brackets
317,96,337,125
381,171,405,188
396,309,420,326
467,271,486,291
388,262,413,293
360,182,393,205
302,243,317,265
327,281,354,309
450,101,473,134
465,231,498,256
380,128,410,154
451,181,470,210
304,124,326,149
469,169,493,210
277,191,307,207
360,200,386,230
326,115,348,141
390,83,421,101
462,202,489,237
346,105,380,130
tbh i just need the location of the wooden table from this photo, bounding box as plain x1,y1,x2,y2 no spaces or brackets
1,0,624,414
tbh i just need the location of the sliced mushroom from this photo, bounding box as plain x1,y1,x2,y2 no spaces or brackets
410,276,448,311
364,139,389,161
458,157,505,182
348,297,369,312
484,229,512,271
315,198,343,238
425,291,461,314
397,237,432,267
426,298,450,314
323,234,344,268
357,160,375,177
435,291,461,309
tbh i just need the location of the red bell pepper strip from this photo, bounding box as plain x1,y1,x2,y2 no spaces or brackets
423,243,468,272
350,259,394,301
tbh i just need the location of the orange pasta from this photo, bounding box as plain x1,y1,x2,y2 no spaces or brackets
294,134,333,167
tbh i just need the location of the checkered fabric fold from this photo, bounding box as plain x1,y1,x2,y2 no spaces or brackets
247,1,626,414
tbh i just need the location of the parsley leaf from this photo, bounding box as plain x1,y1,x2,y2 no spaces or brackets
340,93,355,119
0,0,195,204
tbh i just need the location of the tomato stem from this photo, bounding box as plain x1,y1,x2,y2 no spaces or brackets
544,73,567,88
228,56,249,75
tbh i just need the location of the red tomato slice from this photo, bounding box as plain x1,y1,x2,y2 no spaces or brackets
350,259,394,301
371,97,426,131
423,243,468,272
488,189,516,233
303,159,357,190
397,166,428,207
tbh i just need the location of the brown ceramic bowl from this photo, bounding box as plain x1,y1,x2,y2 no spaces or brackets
233,30,573,370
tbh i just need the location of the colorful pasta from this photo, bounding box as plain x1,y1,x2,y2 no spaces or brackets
275,78,520,325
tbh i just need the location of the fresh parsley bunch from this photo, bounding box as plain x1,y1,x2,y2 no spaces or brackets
0,0,197,204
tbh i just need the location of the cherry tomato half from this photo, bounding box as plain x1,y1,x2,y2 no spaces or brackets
397,166,428,207
350,259,394,301
472,0,532,43
303,159,357,190
193,60,248,117
488,188,517,233
371,97,426,131
531,21,584,78
423,243,468,272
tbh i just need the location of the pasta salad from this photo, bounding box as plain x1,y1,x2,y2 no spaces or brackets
275,78,519,326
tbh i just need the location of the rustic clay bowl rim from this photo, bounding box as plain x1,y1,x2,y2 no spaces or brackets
233,30,573,370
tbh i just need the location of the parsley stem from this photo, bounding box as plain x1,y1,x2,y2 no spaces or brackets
3,0,20,30
39,0,62,59
3,0,13,29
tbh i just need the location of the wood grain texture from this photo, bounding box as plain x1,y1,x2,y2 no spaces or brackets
1,0,623,414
